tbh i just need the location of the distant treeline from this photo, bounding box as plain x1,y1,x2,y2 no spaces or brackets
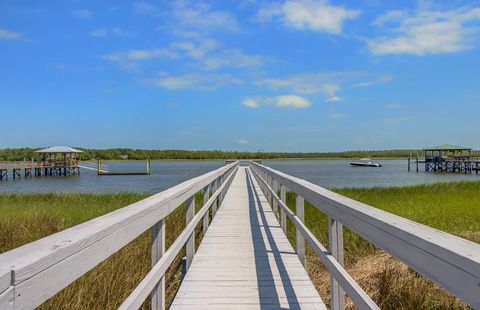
3,147,474,161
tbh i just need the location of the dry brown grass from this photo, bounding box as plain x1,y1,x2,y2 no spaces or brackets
306,252,470,310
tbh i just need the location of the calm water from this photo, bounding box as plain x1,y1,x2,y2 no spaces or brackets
0,160,479,193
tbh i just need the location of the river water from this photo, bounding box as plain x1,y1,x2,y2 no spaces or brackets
0,160,478,193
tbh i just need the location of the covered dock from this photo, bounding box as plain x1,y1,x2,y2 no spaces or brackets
421,144,479,173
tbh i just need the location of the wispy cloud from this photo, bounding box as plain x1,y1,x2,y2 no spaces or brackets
237,139,249,145
326,96,342,102
90,28,107,37
134,1,160,15
0,28,22,40
369,6,480,55
104,39,263,71
257,0,360,34
384,103,405,109
330,112,346,119
169,1,239,37
90,27,134,38
148,72,243,90
256,72,360,99
242,95,311,109
352,74,393,88
201,49,264,70
73,9,93,19
382,116,410,124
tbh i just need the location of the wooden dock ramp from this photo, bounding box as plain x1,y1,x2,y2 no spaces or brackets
171,167,326,310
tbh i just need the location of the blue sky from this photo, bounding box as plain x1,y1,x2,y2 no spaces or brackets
1,0,479,151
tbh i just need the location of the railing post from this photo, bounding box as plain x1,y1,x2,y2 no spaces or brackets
202,184,210,236
272,179,279,219
212,179,218,217
329,217,345,310
266,175,271,206
280,185,287,232
185,196,195,271
296,195,305,267
151,218,165,310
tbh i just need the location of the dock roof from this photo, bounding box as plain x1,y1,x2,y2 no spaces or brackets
424,144,472,151
35,146,83,153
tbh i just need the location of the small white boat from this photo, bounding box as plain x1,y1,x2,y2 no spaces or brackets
350,161,382,167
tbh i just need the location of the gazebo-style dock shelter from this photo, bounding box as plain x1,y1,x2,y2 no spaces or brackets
424,144,479,173
34,146,83,177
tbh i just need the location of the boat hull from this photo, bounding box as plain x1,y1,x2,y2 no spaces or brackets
350,162,382,167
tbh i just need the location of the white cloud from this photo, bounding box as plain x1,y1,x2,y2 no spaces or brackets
237,139,249,145
369,6,480,55
0,28,22,40
256,72,356,99
326,96,342,102
171,1,239,36
149,72,243,90
258,0,360,34
242,95,311,109
201,49,264,70
352,81,372,88
73,9,93,19
90,28,107,37
242,98,260,108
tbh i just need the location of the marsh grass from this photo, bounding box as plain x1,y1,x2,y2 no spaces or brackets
1,181,479,309
282,181,480,309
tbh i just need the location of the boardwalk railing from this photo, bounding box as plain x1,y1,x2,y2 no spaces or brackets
0,161,239,310
249,161,480,310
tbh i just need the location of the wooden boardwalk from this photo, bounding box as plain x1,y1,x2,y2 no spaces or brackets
171,167,326,310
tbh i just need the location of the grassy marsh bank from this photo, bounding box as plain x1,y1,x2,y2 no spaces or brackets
1,181,479,309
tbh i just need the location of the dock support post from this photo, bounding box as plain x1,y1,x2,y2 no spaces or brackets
296,194,305,267
408,155,411,172
185,196,195,271
202,184,210,236
151,218,165,310
280,185,287,233
329,217,345,310
416,153,419,172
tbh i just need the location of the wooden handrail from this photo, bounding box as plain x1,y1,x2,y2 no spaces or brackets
119,164,238,309
0,161,239,309
249,161,480,309
249,166,378,310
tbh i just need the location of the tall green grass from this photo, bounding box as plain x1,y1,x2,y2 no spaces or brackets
0,192,208,309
